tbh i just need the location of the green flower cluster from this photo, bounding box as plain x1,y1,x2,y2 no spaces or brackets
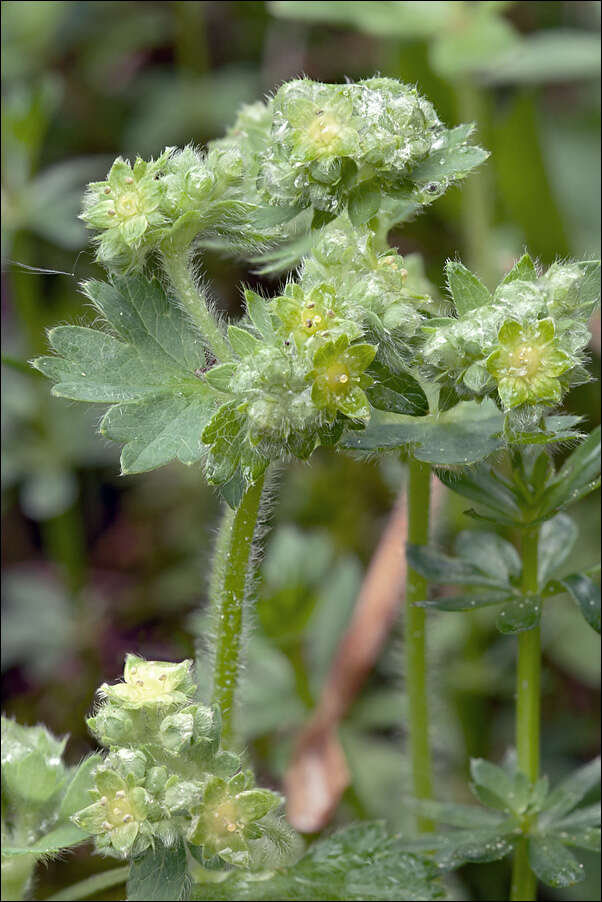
421,257,600,412
201,279,379,490
212,77,485,223
80,145,271,270
72,656,283,865
81,151,171,269
301,218,440,360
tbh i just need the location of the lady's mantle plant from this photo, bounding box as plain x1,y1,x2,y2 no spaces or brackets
7,74,599,902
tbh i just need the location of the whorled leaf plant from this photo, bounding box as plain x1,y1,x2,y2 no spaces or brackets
2,75,598,902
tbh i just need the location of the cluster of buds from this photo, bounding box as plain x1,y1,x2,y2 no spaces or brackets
421,257,599,413
72,656,283,865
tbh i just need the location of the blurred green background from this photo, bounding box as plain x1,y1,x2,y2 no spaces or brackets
1,2,600,899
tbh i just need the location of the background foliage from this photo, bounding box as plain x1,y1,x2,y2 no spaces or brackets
2,2,600,899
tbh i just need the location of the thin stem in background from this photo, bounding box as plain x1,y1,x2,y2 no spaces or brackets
510,526,541,902
44,865,129,902
161,250,233,363
454,79,498,289
210,474,266,747
41,502,87,596
405,457,435,832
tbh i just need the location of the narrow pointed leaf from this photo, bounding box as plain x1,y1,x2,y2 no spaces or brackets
538,514,578,585
419,591,516,613
404,799,505,829
342,401,504,466
561,573,601,634
541,757,601,825
528,837,585,888
407,544,510,588
2,823,88,857
540,427,601,516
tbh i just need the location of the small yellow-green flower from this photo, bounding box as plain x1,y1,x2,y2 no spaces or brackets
81,152,170,266
280,86,359,163
307,335,376,419
98,655,196,710
486,319,571,409
187,772,282,867
273,283,361,349
73,767,152,857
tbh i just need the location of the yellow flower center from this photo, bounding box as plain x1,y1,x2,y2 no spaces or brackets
324,362,351,393
301,305,325,334
126,669,169,702
507,342,543,379
101,791,137,828
116,191,140,218
306,112,343,154
212,800,239,836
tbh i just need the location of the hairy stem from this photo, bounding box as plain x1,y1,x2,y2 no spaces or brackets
44,866,129,902
406,457,435,832
211,475,266,746
161,250,233,363
510,526,541,902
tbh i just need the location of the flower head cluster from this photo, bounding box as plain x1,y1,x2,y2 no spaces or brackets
301,218,440,360
421,257,599,412
201,276,380,490
72,656,283,865
198,224,444,492
80,143,273,271
261,78,441,215
209,77,486,229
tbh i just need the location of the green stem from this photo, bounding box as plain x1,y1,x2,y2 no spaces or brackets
161,250,232,362
211,475,266,746
405,457,435,832
44,865,129,902
510,526,541,902
173,0,209,74
454,79,497,289
41,502,87,595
